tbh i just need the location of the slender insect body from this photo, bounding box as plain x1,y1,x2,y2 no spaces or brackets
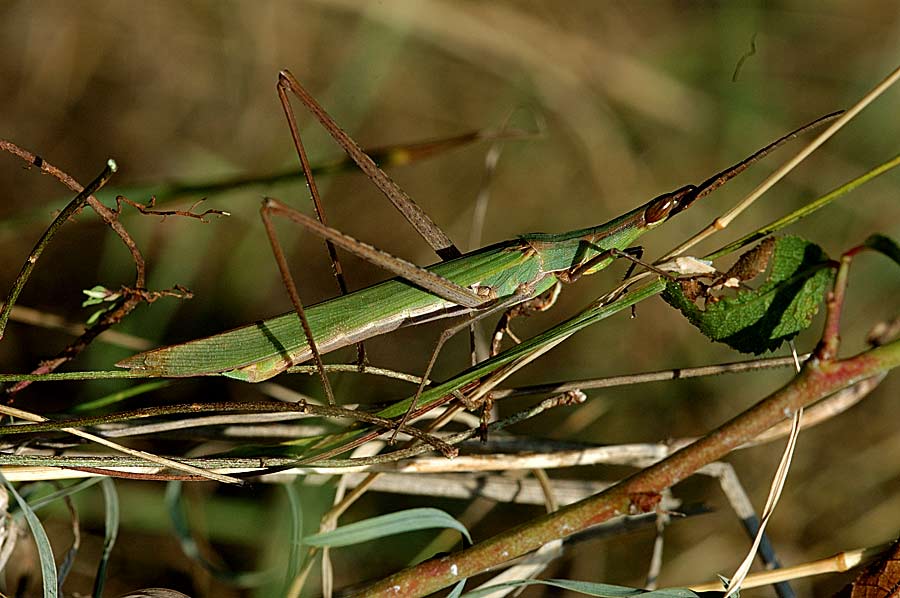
115,168,799,382
116,208,660,383
115,72,838,384
119,222,644,383
120,240,557,382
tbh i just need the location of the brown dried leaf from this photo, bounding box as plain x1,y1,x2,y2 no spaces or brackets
836,539,900,598
723,237,776,284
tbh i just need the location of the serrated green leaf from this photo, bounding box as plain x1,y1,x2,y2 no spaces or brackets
863,234,900,266
663,236,833,354
303,507,472,547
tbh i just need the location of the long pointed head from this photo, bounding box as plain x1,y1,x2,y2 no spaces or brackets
643,184,700,228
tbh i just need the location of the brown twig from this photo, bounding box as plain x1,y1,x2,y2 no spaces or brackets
114,195,229,222
0,141,147,397
123,285,194,304
0,142,217,398
65,467,216,482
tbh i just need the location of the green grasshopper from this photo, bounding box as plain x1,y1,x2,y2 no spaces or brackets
117,70,835,392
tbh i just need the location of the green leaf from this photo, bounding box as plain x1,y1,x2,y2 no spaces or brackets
448,580,468,598
81,285,119,307
462,579,707,597
164,481,273,587
1,475,59,598
82,285,121,324
92,478,120,598
283,479,304,590
303,507,472,547
28,478,103,511
86,308,108,326
663,236,833,354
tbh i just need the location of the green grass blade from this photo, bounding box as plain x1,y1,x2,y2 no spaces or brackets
74,380,172,412
379,280,667,420
303,507,472,547
296,280,666,461
164,481,273,587
448,580,468,598
92,478,120,598
1,474,58,598
283,479,304,589
464,579,703,597
28,478,103,511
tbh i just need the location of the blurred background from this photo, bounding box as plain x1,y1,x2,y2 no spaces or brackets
0,1,898,596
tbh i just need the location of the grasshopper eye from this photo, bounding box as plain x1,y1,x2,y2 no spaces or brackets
645,185,697,224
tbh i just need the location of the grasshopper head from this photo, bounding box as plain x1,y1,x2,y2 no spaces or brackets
644,185,699,226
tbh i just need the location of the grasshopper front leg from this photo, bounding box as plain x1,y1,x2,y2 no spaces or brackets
491,282,562,356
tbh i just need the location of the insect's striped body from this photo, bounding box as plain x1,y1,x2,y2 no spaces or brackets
116,199,659,382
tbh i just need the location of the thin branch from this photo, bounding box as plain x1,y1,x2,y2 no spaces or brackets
690,542,893,592
114,195,229,222
0,403,241,485
0,160,117,338
352,338,900,595
0,398,457,459
0,141,148,396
